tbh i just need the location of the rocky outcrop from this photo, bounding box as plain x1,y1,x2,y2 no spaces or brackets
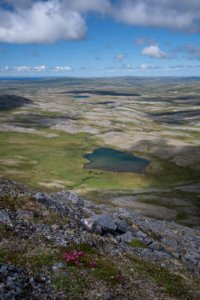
0,177,200,299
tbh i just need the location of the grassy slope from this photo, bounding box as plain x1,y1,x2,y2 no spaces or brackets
0,131,199,192
0,185,200,299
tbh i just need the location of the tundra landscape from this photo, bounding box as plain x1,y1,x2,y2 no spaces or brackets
1,0,200,298
1,77,200,299
0,77,200,227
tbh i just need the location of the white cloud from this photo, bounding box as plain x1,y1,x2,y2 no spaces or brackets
113,53,126,62
0,0,109,44
142,44,168,58
1,65,72,73
112,0,200,33
13,65,47,72
33,65,46,72
15,66,31,72
53,65,72,72
0,1,86,44
0,0,200,44
138,63,200,72
62,0,111,13
165,64,200,71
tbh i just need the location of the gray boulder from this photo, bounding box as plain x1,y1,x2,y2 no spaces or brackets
0,210,12,226
69,191,84,207
82,214,117,234
184,252,200,266
120,231,135,243
16,209,34,221
115,219,128,233
136,230,147,238
148,241,162,251
161,237,178,250
34,192,52,206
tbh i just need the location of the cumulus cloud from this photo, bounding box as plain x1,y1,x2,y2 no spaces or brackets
1,65,72,73
165,64,200,71
0,0,200,44
53,65,72,71
112,0,200,32
142,44,168,58
0,1,86,44
139,63,200,72
0,0,110,44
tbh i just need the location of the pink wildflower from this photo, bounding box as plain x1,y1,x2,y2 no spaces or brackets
64,250,86,266
89,260,97,268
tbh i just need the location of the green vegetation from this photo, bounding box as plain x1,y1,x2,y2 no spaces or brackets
0,239,61,270
65,242,98,255
52,270,88,298
0,225,199,300
0,78,200,227
0,223,15,239
93,258,121,284
129,255,192,299
145,156,200,188
128,239,147,248
0,131,199,194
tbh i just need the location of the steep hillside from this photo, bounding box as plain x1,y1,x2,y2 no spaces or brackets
0,177,200,299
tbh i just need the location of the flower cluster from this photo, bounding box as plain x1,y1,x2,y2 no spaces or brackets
64,250,97,268
89,260,97,268
64,250,85,265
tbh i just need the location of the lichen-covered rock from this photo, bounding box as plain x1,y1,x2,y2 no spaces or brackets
120,231,135,243
1,176,200,299
115,219,128,233
68,191,84,206
16,209,34,221
148,242,163,251
0,210,12,226
82,214,117,234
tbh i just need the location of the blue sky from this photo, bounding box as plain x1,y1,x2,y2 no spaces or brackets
0,0,200,77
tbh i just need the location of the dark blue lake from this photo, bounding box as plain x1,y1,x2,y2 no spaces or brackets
84,148,150,173
74,95,90,99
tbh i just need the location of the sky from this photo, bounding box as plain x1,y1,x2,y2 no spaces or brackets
0,0,200,77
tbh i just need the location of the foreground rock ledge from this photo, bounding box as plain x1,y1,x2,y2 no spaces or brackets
0,177,200,300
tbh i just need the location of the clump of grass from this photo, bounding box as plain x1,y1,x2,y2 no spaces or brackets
0,238,62,271
147,229,162,241
0,224,15,239
35,210,70,226
0,193,44,214
93,258,122,285
52,245,122,298
129,255,191,299
66,243,98,255
176,211,188,221
63,244,122,285
52,269,88,298
128,240,147,248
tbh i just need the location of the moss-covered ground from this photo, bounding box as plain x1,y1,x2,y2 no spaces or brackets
0,131,199,192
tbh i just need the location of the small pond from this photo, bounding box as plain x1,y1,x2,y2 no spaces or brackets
74,95,90,99
84,148,150,174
